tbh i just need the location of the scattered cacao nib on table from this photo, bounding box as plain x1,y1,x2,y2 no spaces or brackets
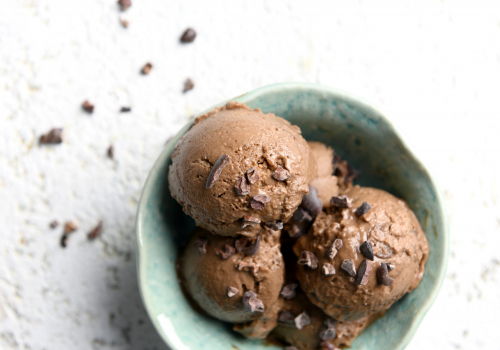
118,0,131,11
82,100,94,113
180,28,196,43
40,128,63,145
183,78,194,93
87,221,103,240
141,62,153,75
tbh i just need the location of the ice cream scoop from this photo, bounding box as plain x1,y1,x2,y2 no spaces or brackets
168,101,317,237
180,227,285,323
293,186,429,321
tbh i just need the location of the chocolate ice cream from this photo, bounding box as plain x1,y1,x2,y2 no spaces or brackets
293,186,429,321
180,227,285,323
169,102,317,237
307,141,339,209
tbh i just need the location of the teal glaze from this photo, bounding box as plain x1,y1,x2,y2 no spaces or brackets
136,83,449,350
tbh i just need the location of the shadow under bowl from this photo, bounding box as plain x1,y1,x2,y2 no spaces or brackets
136,82,449,350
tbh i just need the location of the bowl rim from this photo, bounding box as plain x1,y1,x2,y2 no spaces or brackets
136,82,450,350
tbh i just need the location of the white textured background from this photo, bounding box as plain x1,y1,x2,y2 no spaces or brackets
1,0,500,349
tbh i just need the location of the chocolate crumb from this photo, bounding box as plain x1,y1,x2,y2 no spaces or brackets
278,311,295,324
265,220,283,230
360,241,374,261
319,318,337,341
245,235,261,256
250,194,270,210
246,168,260,184
234,176,250,196
330,195,352,208
294,311,311,330
356,259,372,285
387,262,396,271
206,154,230,189
243,291,264,313
237,261,259,274
333,238,343,250
180,28,196,43
217,244,235,260
50,220,59,229
298,251,318,269
120,106,131,112
341,259,356,277
119,18,129,28
183,78,194,93
107,145,114,159
301,186,322,218
82,100,94,113
234,236,248,253
64,221,78,234
280,283,299,300
141,63,153,75
60,234,68,248
118,0,131,11
88,221,103,240
293,208,312,223
196,237,208,254
40,128,63,144
227,286,238,298
355,202,371,216
322,263,336,276
241,215,261,228
272,166,291,181
320,341,337,350
377,263,395,286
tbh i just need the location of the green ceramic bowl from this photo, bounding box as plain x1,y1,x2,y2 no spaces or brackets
136,83,449,350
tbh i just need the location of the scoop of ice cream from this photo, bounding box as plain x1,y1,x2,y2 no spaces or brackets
180,227,285,323
293,186,429,321
271,292,381,350
169,102,317,236
307,141,339,209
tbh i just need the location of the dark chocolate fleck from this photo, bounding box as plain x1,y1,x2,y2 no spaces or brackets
298,251,318,269
180,28,196,43
87,221,103,240
82,100,94,113
120,106,131,112
107,145,114,159
234,176,250,196
387,262,396,271
118,0,131,11
329,239,343,259
40,128,63,144
245,235,261,256
301,186,322,218
60,234,68,248
333,238,343,250
356,259,372,285
293,208,312,223
217,244,235,260
265,220,283,230
196,237,208,254
183,78,194,93
246,168,260,184
234,236,248,253
50,220,59,229
227,286,238,298
278,311,295,324
341,259,356,277
360,241,374,261
241,215,261,228
280,283,299,300
206,154,230,189
319,318,337,341
377,263,395,286
322,263,336,276
330,195,352,208
141,62,153,75
243,291,264,313
294,311,311,330
272,166,291,181
250,194,270,210
355,201,371,216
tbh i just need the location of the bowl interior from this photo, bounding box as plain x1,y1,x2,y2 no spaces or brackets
136,83,448,350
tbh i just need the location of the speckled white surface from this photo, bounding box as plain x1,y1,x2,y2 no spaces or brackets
1,1,499,349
